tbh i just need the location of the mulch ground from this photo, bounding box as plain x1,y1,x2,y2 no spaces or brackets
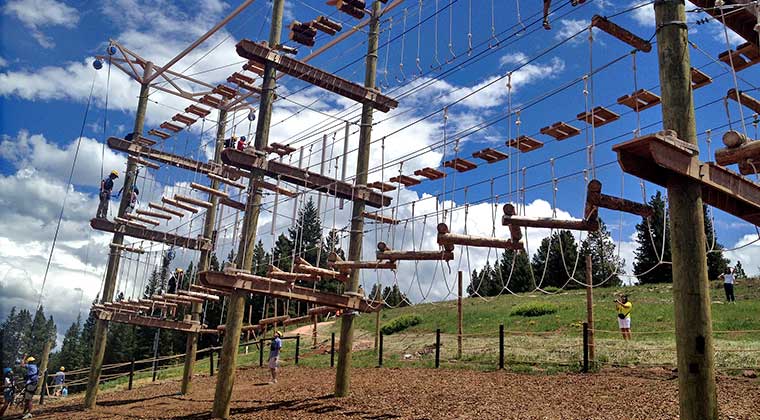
19,366,760,419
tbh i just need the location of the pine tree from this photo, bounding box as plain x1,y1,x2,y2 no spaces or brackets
79,302,98,365
272,233,294,271
143,268,160,298
531,230,581,289
496,250,533,293
704,206,729,280
733,261,747,279
251,240,270,277
633,191,672,284
56,315,82,370
581,219,625,287
288,198,323,265
28,306,51,359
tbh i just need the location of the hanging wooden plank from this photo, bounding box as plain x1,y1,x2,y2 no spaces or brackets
243,60,265,76
436,223,522,250
591,15,652,52
177,290,221,302
617,89,662,112
160,121,183,132
614,130,760,226
175,194,212,209
376,242,454,261
507,135,544,152
185,104,211,118
124,213,161,226
221,148,391,208
540,121,581,141
362,211,399,225
162,197,199,213
148,129,171,140
172,113,197,126
220,196,246,211
576,106,620,127
91,218,211,250
213,84,237,99
253,179,297,198
718,42,760,71
208,173,246,189
691,67,712,90
443,158,478,172
162,293,205,304
136,209,172,220
134,136,156,147
236,40,399,112
264,142,297,156
472,148,508,163
227,71,255,85
414,167,446,180
190,182,230,198
268,265,319,282
389,174,420,186
329,260,398,271
149,202,185,217
726,88,760,115
199,94,224,108
113,216,147,229
190,284,230,296
367,181,396,192
198,270,380,312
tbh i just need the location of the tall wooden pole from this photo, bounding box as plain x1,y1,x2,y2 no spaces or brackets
654,1,717,418
585,254,594,361
457,271,463,359
182,109,228,394
85,64,152,409
36,340,52,399
211,1,284,417
334,0,382,397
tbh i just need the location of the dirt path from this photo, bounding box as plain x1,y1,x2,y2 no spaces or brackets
24,366,760,419
290,320,374,352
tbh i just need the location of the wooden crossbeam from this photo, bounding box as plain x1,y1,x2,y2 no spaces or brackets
436,223,522,250
208,173,246,189
178,290,221,302
726,88,760,115
591,15,652,52
389,174,420,186
160,121,183,132
268,265,319,282
540,121,581,141
236,40,399,113
136,209,172,220
220,196,246,211
472,148,508,163
376,242,454,261
718,42,760,71
221,148,391,208
128,156,160,170
443,158,478,172
91,218,211,250
362,211,399,225
584,179,654,221
577,106,620,127
367,181,396,192
308,306,337,316
329,260,398,271
259,315,289,325
97,310,201,333
414,167,446,180
614,130,760,226
617,89,661,112
199,270,380,312
175,194,212,209
294,256,346,281
107,137,244,180
507,135,544,152
691,67,712,90
185,104,211,118
501,205,599,232
688,1,759,47
190,182,230,198
164,196,199,213
172,113,197,126
283,315,312,326
151,295,192,307
148,202,184,217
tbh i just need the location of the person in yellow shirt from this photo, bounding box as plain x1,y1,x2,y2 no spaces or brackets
615,295,632,340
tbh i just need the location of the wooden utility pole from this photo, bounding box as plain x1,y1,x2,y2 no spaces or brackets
211,0,284,417
457,271,463,359
654,1,717,418
85,64,152,409
181,109,228,395
37,340,52,399
334,0,382,398
585,254,594,361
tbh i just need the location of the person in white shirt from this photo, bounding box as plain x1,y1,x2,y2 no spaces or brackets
718,267,736,303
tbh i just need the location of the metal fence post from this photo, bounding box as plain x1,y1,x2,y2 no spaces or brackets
295,335,300,365
128,359,135,390
378,332,383,367
583,322,589,373
499,324,505,370
435,329,441,368
330,332,335,368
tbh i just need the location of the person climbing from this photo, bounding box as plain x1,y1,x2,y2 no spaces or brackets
1,367,14,417
268,331,283,384
125,187,139,214
236,136,246,151
167,268,183,294
97,170,119,219
52,367,65,397
117,291,125,302
20,356,38,419
614,295,633,341
718,267,736,303
224,136,237,149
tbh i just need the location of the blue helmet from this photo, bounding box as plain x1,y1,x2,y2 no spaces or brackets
3,367,11,375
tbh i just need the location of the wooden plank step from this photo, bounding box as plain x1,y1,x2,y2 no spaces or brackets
136,209,172,220
175,194,212,209
268,265,319,282
125,213,161,226
726,88,760,115
236,40,399,113
617,89,661,112
185,104,211,118
213,84,237,99
718,42,760,72
148,129,171,140
190,284,230,296
91,218,211,250
472,148,508,163
208,173,246,189
113,216,147,229
253,179,297,198
507,135,544,152
243,60,265,76
375,242,454,261
199,94,224,108
162,197,199,213
134,136,156,146
414,167,446,180
329,260,397,271
436,223,522,250
389,174,420,187
128,156,160,170
149,202,184,217
177,290,221,302
443,157,478,172
362,211,399,225
502,211,599,232
540,121,581,141
576,106,620,127
227,71,255,85
691,67,712,90
367,181,396,192
190,182,230,198
172,113,197,126
294,256,346,281
160,121,183,132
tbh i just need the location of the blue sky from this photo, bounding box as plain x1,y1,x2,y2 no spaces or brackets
1,0,759,345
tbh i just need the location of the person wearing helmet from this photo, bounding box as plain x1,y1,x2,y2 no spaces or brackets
20,356,38,418
268,331,283,384
1,367,14,417
52,367,65,397
97,170,119,219
167,268,183,294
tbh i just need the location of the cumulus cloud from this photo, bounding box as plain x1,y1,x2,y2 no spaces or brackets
3,0,79,48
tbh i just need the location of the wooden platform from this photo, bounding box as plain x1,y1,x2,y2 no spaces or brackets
443,158,478,172
472,148,508,163
414,167,446,180
689,1,759,47
576,106,620,127
718,42,760,71
91,218,211,251
540,122,581,141
96,309,201,333
236,40,399,113
199,270,380,312
617,89,661,112
507,135,543,152
220,148,391,208
613,130,760,226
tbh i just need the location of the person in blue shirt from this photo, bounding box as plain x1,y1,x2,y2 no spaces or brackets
52,367,65,397
1,367,14,417
97,170,119,219
268,331,283,384
21,356,38,419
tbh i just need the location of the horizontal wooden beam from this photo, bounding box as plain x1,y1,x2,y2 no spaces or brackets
109,242,145,254
191,182,229,198
614,130,760,226
282,315,312,326
294,256,347,281
136,209,172,220
585,179,654,219
96,310,201,333
436,223,522,250
328,260,398,271
236,40,399,112
175,194,212,209
178,290,221,302
208,173,246,189
259,315,289,325
148,202,184,217
220,197,246,211
91,218,211,251
221,148,391,208
501,213,598,232
162,197,199,213
362,211,399,225
726,88,760,115
253,179,297,198
307,306,338,316
198,270,380,312
591,15,652,52
268,265,319,282
376,242,454,261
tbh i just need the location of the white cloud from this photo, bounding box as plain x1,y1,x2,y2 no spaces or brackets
0,56,7,68
630,1,655,28
3,0,79,48
554,19,592,43
725,233,760,276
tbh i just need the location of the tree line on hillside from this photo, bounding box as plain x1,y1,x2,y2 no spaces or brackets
469,193,747,297
0,306,57,370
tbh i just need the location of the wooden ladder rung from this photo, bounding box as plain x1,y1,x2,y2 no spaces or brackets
212,85,238,99
443,157,478,172
136,209,172,220
199,94,223,108
134,136,156,146
160,121,183,132
227,72,255,85
718,42,760,72
172,113,197,126
414,167,446,180
149,202,185,217
124,213,161,226
243,60,265,76
208,173,246,189
162,197,199,213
